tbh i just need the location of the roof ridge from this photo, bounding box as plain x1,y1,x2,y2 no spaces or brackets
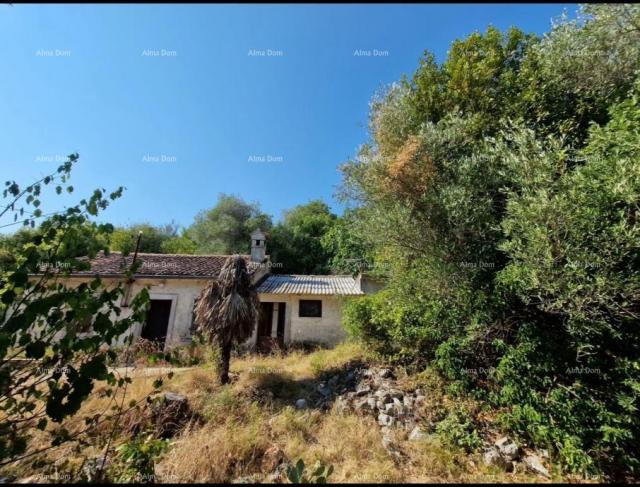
104,251,251,258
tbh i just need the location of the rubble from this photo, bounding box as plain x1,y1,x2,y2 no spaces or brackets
294,365,551,477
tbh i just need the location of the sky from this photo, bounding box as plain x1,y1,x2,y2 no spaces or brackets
0,3,578,233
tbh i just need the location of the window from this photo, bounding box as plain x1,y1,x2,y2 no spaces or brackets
299,299,322,318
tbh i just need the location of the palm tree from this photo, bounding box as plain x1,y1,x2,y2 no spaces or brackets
193,255,259,384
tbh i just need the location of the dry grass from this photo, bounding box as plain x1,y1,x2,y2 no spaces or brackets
157,342,559,483
2,342,566,483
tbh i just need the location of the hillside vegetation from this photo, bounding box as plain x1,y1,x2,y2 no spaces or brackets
1,343,572,483
339,4,640,480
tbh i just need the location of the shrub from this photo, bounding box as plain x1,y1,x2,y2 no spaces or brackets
492,82,640,477
435,405,483,453
286,459,334,484
111,433,171,483
340,8,640,478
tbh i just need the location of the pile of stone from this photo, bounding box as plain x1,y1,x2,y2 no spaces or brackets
294,366,431,458
483,436,551,478
304,366,361,411
334,368,427,435
294,366,552,478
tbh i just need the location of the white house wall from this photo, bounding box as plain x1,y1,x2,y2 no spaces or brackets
66,277,208,348
63,277,354,349
257,293,348,347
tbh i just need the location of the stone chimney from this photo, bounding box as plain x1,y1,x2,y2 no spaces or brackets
250,229,267,263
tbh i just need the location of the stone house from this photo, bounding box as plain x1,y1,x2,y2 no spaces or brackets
67,230,368,351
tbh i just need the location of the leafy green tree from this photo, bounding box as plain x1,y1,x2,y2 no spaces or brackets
340,4,640,477
0,155,150,465
187,194,272,255
491,85,640,474
269,200,336,274
160,234,197,254
320,209,375,275
0,228,42,271
109,223,180,254
515,4,640,145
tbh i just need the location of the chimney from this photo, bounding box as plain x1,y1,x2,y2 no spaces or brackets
250,229,266,263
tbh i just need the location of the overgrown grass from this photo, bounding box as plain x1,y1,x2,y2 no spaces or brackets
2,342,568,483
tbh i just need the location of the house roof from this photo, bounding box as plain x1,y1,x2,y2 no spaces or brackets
256,274,364,296
71,251,258,279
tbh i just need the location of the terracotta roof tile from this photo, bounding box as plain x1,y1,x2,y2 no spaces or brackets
71,252,257,279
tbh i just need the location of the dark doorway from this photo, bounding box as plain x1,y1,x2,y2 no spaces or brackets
141,299,172,347
257,302,274,352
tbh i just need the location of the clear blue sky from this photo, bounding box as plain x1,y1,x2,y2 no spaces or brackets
0,3,577,233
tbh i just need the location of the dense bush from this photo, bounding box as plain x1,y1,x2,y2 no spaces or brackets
341,5,640,479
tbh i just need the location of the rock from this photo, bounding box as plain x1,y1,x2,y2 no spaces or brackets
495,436,520,461
403,418,417,432
164,392,186,403
378,413,394,427
384,402,396,415
148,392,192,438
408,426,430,442
317,383,331,397
82,457,110,482
380,398,404,417
376,400,386,411
355,384,372,397
335,398,350,414
380,427,403,459
354,398,374,413
374,390,393,404
328,375,339,386
403,395,414,408
392,397,405,411
379,368,393,379
523,454,551,478
295,399,308,410
483,447,510,471
538,449,549,460
388,389,404,399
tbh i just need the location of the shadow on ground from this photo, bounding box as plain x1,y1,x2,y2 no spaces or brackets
240,359,367,411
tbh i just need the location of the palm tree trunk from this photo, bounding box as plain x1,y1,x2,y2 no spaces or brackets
219,341,232,384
